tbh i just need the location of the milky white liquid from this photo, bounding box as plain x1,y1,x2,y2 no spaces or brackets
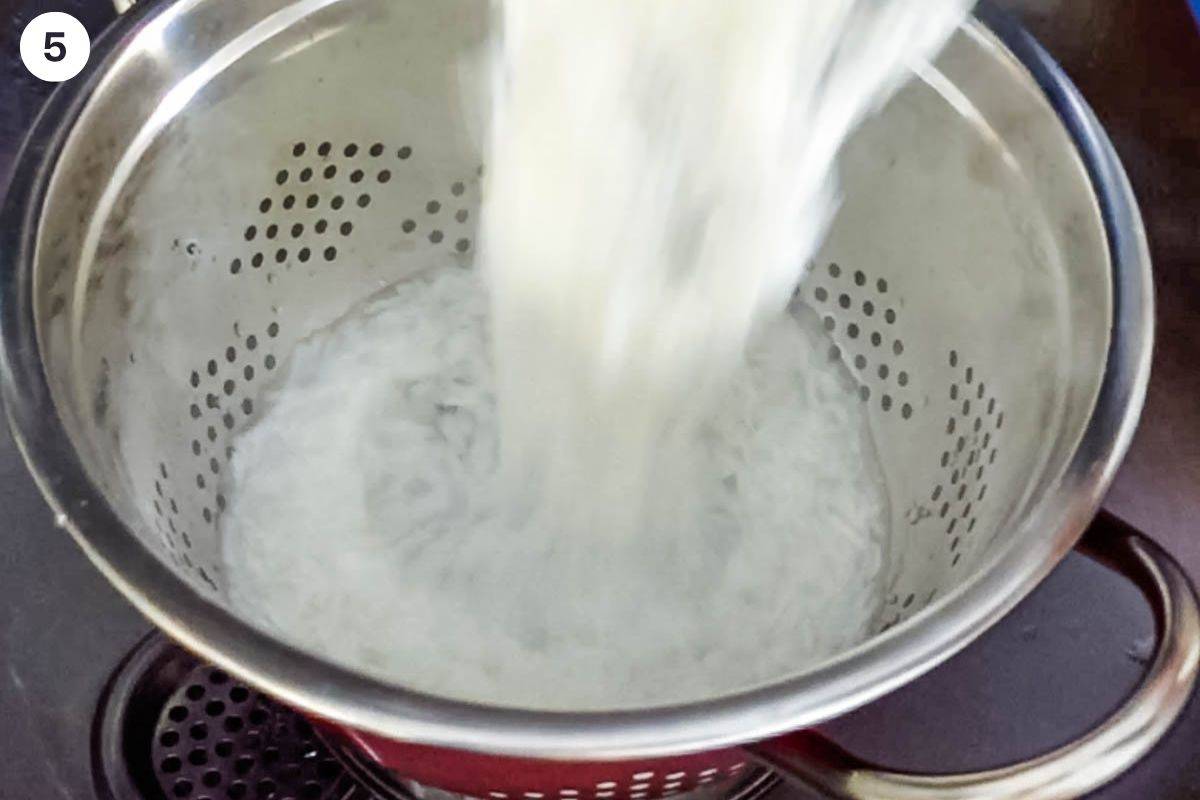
484,0,972,539
222,0,971,709
223,263,888,708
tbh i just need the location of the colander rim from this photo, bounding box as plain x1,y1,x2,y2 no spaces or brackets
0,0,1153,761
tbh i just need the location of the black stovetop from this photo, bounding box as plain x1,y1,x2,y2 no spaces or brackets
2,1,1199,799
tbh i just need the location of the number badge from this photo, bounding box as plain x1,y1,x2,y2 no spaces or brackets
20,12,90,83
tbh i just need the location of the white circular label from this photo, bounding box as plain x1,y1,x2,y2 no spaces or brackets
20,12,90,83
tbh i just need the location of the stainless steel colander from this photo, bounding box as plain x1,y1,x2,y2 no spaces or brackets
2,1,1196,798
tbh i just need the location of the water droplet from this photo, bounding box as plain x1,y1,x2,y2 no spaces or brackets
1125,636,1154,665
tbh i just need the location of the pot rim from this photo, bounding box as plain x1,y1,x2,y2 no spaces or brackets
0,0,1153,761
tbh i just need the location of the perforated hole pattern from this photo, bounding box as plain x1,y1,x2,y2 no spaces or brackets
805,262,1004,630
151,662,755,800
808,262,913,419
147,144,1004,633
148,141,477,592
151,664,363,800
480,764,750,800
231,140,473,277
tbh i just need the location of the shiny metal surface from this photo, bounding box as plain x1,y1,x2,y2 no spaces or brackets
749,516,1200,799
0,0,1158,773
92,631,375,800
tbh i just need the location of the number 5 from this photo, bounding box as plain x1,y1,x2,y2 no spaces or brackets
44,32,66,63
